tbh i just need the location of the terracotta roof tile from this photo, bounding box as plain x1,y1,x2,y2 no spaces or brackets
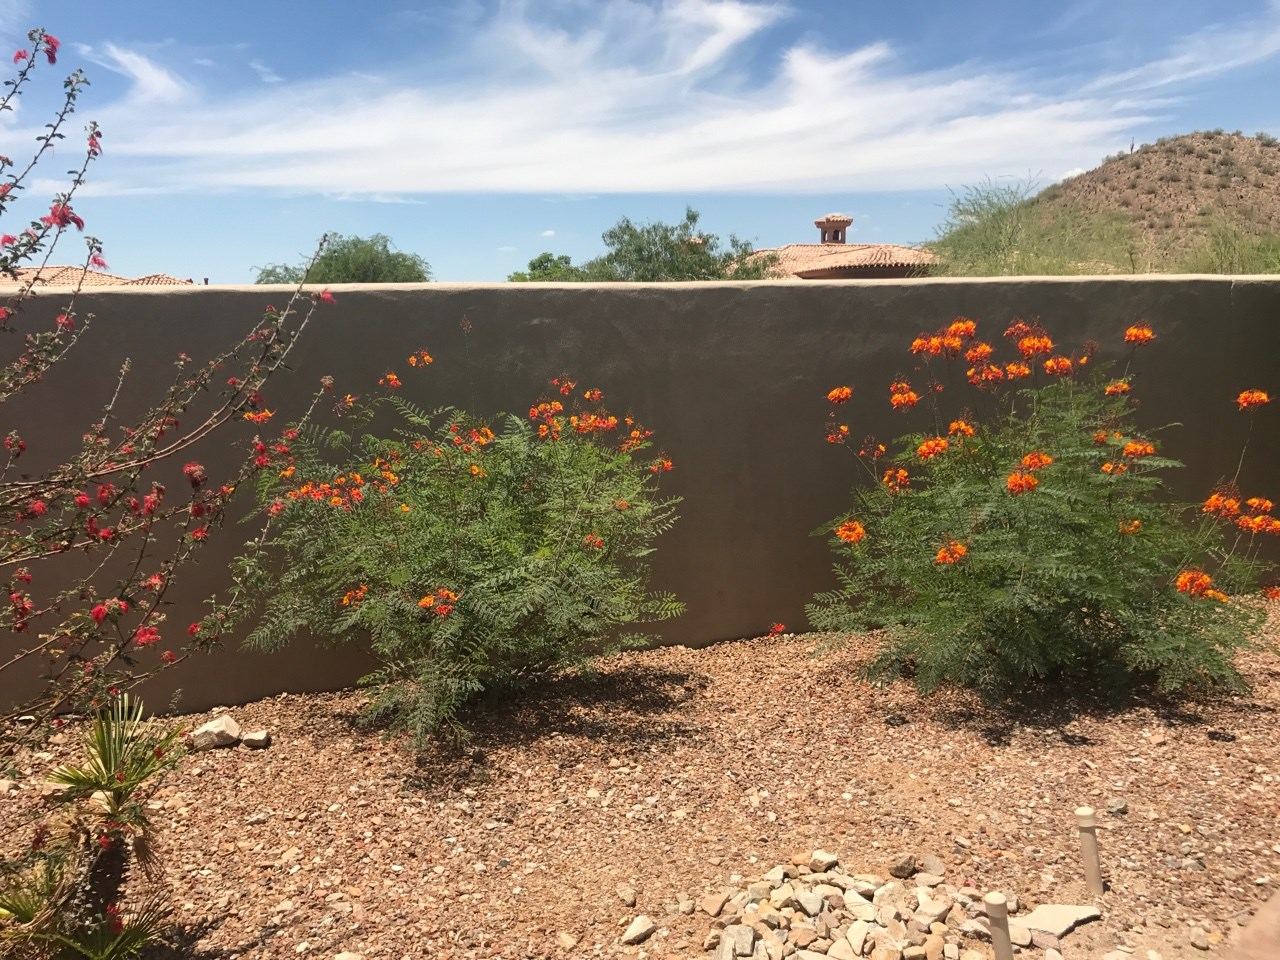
754,243,936,277
1,267,193,287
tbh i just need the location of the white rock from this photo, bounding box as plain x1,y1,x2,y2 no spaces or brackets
0,779,17,794
1018,903,1101,938
728,924,756,956
845,920,871,955
827,941,858,960
242,730,271,749
1009,923,1032,947
616,884,637,907
620,915,656,945
555,933,577,950
334,954,363,960
793,889,824,916
189,715,241,751
810,849,840,872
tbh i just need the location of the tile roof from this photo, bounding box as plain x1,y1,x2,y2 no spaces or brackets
755,243,937,277
1,267,193,287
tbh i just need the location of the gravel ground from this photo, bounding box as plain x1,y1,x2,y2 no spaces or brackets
4,613,1280,960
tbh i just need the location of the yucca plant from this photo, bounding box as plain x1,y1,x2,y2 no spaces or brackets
0,694,181,959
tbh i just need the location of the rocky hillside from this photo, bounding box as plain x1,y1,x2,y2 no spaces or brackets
1033,130,1280,265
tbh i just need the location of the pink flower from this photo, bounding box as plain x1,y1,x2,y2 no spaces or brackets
56,313,74,331
190,525,209,541
96,484,115,506
12,50,27,64
133,625,161,647
40,203,84,231
27,499,46,517
317,289,335,304
160,650,177,664
74,492,91,509
42,35,59,64
0,236,16,247
187,622,201,637
91,604,108,624
89,254,107,270
182,462,207,488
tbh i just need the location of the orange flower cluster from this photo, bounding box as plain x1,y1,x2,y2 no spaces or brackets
406,349,433,367
827,386,853,405
569,413,619,434
583,534,604,549
966,363,1006,387
1119,519,1141,535
1237,390,1271,410
935,540,967,564
964,342,992,364
620,421,655,453
890,380,920,409
530,400,565,440
1265,586,1280,600
243,409,274,424
551,376,576,396
1020,451,1053,471
1019,336,1054,359
1006,472,1038,495
417,587,459,617
948,419,975,437
835,519,866,544
379,372,402,389
1124,324,1155,345
858,438,886,459
1175,570,1227,602
583,388,604,402
882,467,909,493
1105,380,1131,396
1122,440,1156,458
911,318,977,358
650,458,674,474
1043,356,1073,376
340,584,368,607
1247,497,1274,513
1004,362,1031,380
1101,462,1128,475
826,424,850,444
916,437,949,460
286,471,370,510
1203,492,1241,517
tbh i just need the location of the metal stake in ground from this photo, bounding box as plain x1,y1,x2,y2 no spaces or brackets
984,892,1015,960
1076,805,1105,895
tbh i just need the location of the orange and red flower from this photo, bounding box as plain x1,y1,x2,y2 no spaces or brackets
1237,390,1271,411
948,419,975,437
1020,451,1054,471
835,519,866,544
935,540,968,564
1122,440,1156,458
1043,356,1073,376
916,437,949,460
889,380,920,409
1124,323,1155,345
827,386,853,405
1119,519,1141,535
1006,472,1038,495
882,467,909,493
1105,380,1131,396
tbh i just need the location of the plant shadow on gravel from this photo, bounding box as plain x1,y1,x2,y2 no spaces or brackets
922,671,1276,748
332,664,712,794
142,918,238,960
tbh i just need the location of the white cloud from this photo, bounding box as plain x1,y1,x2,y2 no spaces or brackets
541,229,556,237
497,244,517,251
1059,167,1086,180
249,59,283,83
75,43,189,104
38,1,1280,198
193,57,216,67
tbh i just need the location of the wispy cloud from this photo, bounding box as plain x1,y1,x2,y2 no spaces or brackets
249,59,283,83
75,42,189,104
541,229,556,237
43,0,1280,198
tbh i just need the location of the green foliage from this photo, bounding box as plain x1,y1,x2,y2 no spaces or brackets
232,381,682,741
507,207,775,282
930,179,1138,276
254,232,431,284
1178,222,1280,274
808,320,1274,701
0,695,182,959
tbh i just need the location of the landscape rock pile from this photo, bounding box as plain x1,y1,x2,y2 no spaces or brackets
625,849,1100,959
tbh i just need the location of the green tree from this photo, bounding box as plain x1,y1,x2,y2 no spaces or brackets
508,207,775,282
254,233,432,284
507,252,594,282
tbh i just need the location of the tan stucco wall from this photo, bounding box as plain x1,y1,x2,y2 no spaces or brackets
4,277,1278,711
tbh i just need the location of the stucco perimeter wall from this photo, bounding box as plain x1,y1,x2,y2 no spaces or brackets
4,277,1279,712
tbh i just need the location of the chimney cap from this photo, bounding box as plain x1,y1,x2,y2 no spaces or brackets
815,212,853,226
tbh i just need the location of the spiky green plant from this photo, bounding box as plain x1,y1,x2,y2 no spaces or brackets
0,695,181,959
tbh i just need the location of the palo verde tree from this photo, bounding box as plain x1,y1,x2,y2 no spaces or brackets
508,207,775,282
254,232,431,284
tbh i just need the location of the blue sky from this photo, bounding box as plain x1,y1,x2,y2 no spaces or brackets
5,0,1280,282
